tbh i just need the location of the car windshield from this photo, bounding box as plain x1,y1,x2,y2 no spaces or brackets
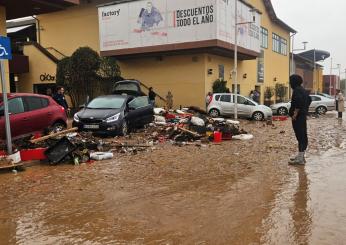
114,83,138,92
87,97,125,109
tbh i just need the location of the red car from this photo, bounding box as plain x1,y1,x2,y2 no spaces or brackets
0,93,67,139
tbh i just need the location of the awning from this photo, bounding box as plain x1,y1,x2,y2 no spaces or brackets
7,24,34,34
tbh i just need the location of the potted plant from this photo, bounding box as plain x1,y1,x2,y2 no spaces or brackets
264,86,274,106
275,83,286,103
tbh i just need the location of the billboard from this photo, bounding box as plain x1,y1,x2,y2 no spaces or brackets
98,0,260,54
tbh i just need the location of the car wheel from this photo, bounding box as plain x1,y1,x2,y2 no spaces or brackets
120,120,128,136
316,106,327,115
49,122,66,134
278,107,288,116
209,109,220,118
252,112,264,121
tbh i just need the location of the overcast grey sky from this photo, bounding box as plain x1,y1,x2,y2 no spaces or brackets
272,0,346,77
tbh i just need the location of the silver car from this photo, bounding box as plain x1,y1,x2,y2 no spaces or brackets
207,93,273,121
271,95,335,115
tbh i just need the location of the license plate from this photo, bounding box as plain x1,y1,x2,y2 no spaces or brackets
84,124,99,129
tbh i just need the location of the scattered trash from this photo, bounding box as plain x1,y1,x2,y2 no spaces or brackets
232,134,254,141
45,137,77,165
90,152,114,161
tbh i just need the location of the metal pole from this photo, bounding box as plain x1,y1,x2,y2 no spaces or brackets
234,0,238,119
290,34,295,75
313,49,316,92
0,60,12,154
329,58,332,95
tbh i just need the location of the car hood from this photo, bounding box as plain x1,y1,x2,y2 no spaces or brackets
257,105,272,111
78,108,122,120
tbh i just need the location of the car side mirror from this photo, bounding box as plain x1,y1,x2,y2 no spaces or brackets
129,106,136,111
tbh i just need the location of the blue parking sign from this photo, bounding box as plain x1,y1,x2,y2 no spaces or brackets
0,36,12,60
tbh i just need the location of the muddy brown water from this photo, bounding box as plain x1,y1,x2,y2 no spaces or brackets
0,114,345,244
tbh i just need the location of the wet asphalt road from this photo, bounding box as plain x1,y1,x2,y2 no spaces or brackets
0,114,345,245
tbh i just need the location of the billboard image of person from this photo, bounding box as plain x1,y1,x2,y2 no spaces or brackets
138,2,163,31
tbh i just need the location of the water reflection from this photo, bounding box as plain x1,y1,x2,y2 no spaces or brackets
290,166,312,245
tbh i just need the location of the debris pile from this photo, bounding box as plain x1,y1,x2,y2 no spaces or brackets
0,106,253,168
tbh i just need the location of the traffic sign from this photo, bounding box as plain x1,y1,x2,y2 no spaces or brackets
0,36,12,154
0,36,12,60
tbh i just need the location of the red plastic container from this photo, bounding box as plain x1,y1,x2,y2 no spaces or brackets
272,116,288,121
213,131,222,143
20,148,47,161
0,150,6,157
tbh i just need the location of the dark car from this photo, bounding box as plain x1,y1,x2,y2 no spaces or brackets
72,95,153,135
113,80,145,97
0,93,67,139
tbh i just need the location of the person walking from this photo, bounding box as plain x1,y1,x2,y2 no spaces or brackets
53,86,70,114
336,89,345,119
288,75,312,165
148,87,156,107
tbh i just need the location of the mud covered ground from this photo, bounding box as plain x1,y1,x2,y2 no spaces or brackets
0,113,345,245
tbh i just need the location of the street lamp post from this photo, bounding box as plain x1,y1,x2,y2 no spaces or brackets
233,1,256,119
291,40,308,75
329,59,341,95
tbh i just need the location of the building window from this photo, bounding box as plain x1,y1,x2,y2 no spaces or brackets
218,64,224,80
281,38,287,55
232,84,240,94
272,33,280,53
261,27,268,49
272,33,287,55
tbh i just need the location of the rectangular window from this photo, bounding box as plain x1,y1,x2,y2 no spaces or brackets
272,33,287,55
272,33,280,53
281,38,287,56
231,84,241,94
218,64,224,80
260,27,268,49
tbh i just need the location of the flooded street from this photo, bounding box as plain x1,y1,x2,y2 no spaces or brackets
0,114,345,245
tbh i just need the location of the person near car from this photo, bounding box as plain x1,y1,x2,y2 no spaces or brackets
148,87,156,107
253,89,260,103
166,91,173,110
205,92,212,109
53,86,70,114
249,90,254,100
336,90,345,119
288,75,312,165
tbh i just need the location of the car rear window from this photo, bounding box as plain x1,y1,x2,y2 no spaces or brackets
25,97,49,111
114,83,139,92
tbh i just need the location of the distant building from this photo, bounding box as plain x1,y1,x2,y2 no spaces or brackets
323,75,340,96
9,0,296,108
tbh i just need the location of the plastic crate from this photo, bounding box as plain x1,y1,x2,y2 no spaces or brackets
45,137,77,165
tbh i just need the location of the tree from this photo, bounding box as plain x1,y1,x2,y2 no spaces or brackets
212,79,228,93
264,86,274,101
275,83,286,102
56,47,122,108
97,56,123,95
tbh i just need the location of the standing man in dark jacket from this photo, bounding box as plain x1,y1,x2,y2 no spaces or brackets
288,75,312,165
53,86,70,113
148,87,156,107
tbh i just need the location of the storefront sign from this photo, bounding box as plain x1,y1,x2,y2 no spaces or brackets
40,73,56,82
98,0,261,53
